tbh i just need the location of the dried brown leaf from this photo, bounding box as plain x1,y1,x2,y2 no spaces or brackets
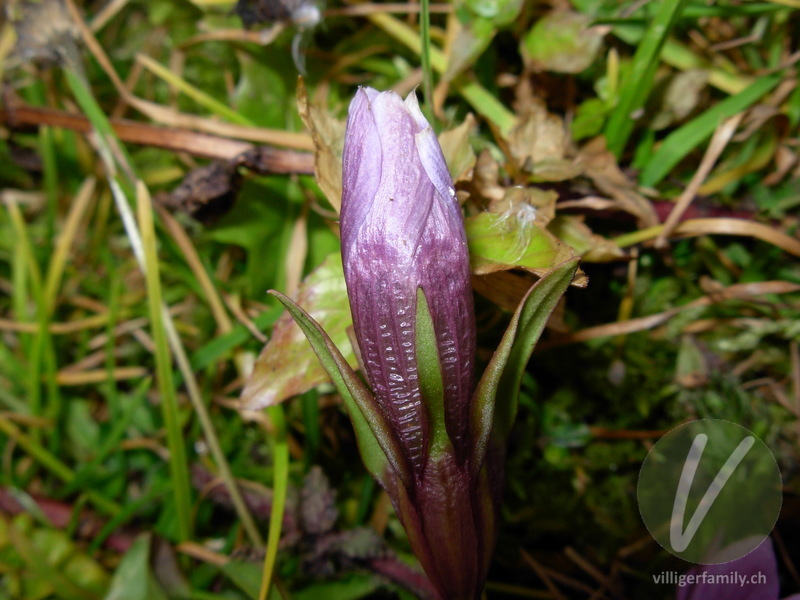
438,113,477,181
471,149,505,204
672,218,800,257
506,99,580,182
487,186,558,224
548,215,627,262
297,79,346,212
540,280,800,349
240,253,354,409
575,137,658,227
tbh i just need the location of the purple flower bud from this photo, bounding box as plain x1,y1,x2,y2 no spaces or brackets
267,86,578,600
340,88,476,472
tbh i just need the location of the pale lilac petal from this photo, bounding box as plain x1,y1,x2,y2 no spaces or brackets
413,113,474,455
341,89,432,470
415,127,458,214
340,88,383,253
403,89,429,130
360,90,434,254
676,538,779,600
340,86,476,469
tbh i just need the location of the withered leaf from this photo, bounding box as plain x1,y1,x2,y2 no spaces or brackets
575,137,658,227
240,252,355,409
521,11,604,74
486,186,557,224
472,271,539,312
506,99,581,182
297,79,345,212
472,149,505,204
648,69,709,131
547,214,627,262
160,161,241,224
438,114,477,182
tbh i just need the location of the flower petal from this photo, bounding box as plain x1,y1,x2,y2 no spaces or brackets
415,126,458,213
676,537,780,600
340,87,383,255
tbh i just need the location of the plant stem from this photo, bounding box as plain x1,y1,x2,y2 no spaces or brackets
420,0,435,120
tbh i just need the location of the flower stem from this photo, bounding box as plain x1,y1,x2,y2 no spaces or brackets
420,0,435,121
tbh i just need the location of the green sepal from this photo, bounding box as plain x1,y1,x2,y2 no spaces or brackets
415,288,452,460
269,291,410,488
469,258,580,475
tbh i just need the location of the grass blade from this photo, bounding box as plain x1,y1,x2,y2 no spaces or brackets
420,0,435,121
0,415,120,515
604,0,688,157
136,181,194,542
136,54,254,127
258,405,289,600
639,74,782,187
367,12,517,134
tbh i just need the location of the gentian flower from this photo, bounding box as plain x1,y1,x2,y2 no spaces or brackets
676,537,800,600
340,88,476,470
340,88,484,598
268,87,579,599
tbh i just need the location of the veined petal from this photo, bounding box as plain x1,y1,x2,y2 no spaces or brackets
340,88,383,257
403,90,429,130
338,86,495,600
418,198,475,458
342,89,433,470
340,87,477,471
343,258,429,470
415,126,459,217
364,91,435,253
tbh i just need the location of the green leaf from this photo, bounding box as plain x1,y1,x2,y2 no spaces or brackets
190,307,282,371
294,574,381,600
233,50,300,129
470,258,580,473
5,516,110,600
465,211,575,276
443,17,497,82
208,177,301,295
415,288,450,458
264,291,411,487
572,98,610,141
221,561,281,600
463,0,524,25
104,536,168,600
